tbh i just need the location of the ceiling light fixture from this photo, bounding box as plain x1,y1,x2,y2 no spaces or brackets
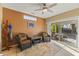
43,9,47,12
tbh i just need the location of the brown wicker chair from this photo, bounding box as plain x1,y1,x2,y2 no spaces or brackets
42,32,51,42
36,32,51,42
16,33,32,51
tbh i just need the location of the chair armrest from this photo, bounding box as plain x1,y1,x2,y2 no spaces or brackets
46,33,50,37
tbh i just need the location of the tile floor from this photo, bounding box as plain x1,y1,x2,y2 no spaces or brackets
1,40,74,56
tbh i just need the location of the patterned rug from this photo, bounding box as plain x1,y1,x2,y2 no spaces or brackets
17,41,72,56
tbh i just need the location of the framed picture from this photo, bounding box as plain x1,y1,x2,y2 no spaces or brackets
28,21,36,29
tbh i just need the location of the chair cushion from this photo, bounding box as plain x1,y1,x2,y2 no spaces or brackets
20,39,30,45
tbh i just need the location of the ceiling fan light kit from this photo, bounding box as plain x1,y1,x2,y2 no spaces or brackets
34,3,57,14
43,9,47,12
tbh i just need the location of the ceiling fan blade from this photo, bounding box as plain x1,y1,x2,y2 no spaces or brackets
34,8,43,11
48,3,57,8
48,9,53,13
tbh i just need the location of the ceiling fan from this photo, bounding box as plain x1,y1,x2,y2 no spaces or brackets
34,3,57,14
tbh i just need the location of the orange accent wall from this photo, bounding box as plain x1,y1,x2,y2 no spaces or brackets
3,8,46,36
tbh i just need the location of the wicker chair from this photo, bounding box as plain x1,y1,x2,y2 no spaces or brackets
42,32,51,42
15,33,32,51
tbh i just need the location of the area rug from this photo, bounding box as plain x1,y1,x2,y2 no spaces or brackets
17,41,63,56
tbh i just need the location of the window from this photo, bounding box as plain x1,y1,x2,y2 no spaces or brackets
23,15,37,21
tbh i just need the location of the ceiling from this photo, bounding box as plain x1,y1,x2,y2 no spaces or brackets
1,3,79,18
